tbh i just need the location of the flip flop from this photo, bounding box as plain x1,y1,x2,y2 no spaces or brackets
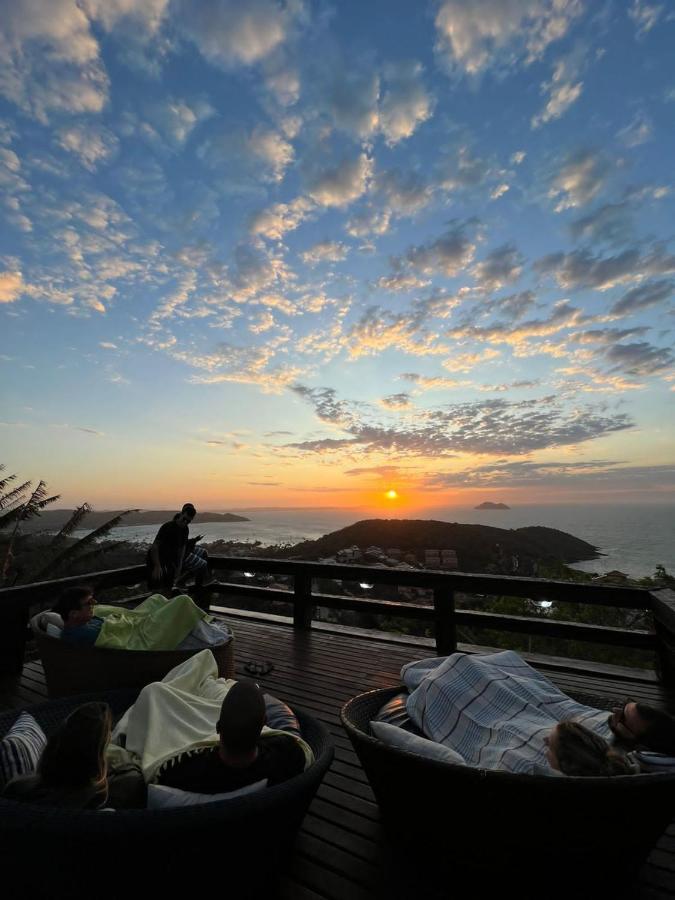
244,660,274,677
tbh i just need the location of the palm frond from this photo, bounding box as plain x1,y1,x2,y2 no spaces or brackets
0,480,32,511
51,503,92,546
32,509,138,579
0,468,19,495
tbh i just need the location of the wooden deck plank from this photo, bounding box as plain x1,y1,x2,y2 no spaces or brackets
2,613,674,900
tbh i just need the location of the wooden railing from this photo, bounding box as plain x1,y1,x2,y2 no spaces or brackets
2,556,674,681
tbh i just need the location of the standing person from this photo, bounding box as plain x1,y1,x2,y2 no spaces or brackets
146,503,210,592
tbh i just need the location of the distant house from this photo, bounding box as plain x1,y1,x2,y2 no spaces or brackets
441,549,458,569
386,548,402,559
424,550,441,567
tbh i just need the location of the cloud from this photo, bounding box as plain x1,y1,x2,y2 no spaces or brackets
0,269,24,303
548,149,611,211
471,243,524,292
535,245,675,291
449,300,583,348
346,207,391,238
531,47,585,128
511,150,526,165
57,124,118,170
249,196,314,240
375,168,434,216
175,0,298,68
344,465,415,478
308,154,373,208
380,393,413,410
617,113,653,148
628,0,665,37
321,67,380,139
289,384,633,458
300,241,348,265
394,221,478,278
99,341,118,349
442,349,501,373
379,61,434,145
424,459,675,490
264,63,300,106
400,372,466,392
248,127,295,182
605,342,674,377
247,481,282,486
611,280,674,316
146,97,214,146
437,145,491,192
434,0,583,76
569,201,632,245
490,183,510,199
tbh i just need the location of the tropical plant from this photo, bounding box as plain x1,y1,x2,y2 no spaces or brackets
0,466,138,585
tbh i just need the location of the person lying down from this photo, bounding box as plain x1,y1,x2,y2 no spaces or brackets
400,650,673,777
43,586,231,652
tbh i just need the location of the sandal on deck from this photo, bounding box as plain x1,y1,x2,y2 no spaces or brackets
244,660,274,677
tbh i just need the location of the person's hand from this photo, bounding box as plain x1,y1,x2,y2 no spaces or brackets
193,534,204,543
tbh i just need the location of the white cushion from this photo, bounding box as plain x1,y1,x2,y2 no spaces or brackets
146,779,268,809
30,611,64,634
370,721,466,766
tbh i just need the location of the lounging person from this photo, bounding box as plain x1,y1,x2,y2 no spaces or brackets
156,680,306,792
608,699,675,753
53,585,231,651
544,721,633,777
108,650,313,786
3,702,112,808
402,650,613,775
146,503,211,591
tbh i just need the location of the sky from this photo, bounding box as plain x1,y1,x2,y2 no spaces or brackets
1,0,675,511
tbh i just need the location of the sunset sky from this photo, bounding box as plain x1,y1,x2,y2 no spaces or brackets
1,0,674,510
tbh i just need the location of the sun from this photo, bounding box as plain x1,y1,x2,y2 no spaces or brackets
385,489,398,500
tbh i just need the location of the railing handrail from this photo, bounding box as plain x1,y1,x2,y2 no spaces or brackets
0,556,662,675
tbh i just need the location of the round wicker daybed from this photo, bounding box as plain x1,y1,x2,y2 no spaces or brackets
0,689,333,900
341,686,675,900
33,627,235,697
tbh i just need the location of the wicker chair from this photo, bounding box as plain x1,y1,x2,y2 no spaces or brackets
0,690,333,900
341,686,675,899
33,628,235,696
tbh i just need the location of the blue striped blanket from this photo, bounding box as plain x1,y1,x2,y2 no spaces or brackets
403,651,612,775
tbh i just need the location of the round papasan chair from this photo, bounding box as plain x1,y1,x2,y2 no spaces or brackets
341,686,675,900
0,689,333,900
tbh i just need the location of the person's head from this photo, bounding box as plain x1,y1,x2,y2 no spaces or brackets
53,585,96,627
545,721,632,777
217,680,265,758
176,502,196,526
609,700,675,753
39,702,112,790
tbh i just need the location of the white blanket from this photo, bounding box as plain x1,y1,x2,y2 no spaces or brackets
403,650,611,775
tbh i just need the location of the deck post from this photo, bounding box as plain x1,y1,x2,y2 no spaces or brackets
293,572,313,630
433,586,456,656
650,589,675,689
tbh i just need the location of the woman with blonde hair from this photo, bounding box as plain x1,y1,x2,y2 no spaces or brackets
545,720,634,777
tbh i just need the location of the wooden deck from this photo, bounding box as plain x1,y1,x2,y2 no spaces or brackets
2,611,675,899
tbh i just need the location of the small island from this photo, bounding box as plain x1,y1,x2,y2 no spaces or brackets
475,502,510,510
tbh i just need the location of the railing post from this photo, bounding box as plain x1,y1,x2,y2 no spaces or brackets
650,589,675,688
433,586,456,656
293,572,313,631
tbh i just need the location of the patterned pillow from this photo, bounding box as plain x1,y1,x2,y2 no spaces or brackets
0,712,47,789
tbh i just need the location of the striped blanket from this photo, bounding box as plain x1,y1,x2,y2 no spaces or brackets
403,651,612,775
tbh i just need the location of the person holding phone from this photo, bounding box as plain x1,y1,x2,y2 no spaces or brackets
146,503,212,591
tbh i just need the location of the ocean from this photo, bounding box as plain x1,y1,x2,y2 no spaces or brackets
75,503,675,580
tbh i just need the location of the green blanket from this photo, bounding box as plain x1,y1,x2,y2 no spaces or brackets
94,594,206,651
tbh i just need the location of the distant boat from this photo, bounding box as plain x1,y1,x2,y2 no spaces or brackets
475,502,510,510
